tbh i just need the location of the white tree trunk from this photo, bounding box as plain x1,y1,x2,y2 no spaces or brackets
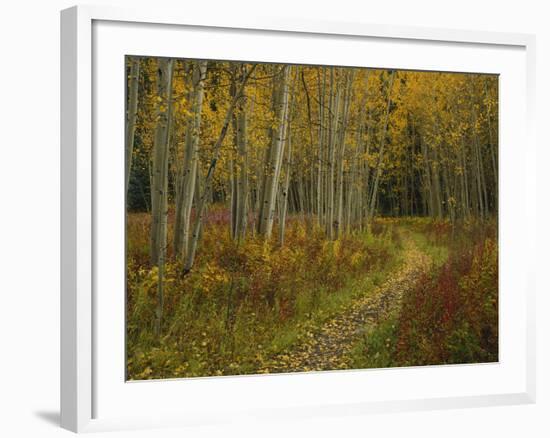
335,70,354,238
125,57,140,196
150,58,174,265
368,70,395,221
257,65,292,239
278,128,292,246
149,58,174,333
174,61,207,257
317,68,326,226
183,65,256,274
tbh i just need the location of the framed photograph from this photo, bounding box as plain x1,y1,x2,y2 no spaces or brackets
61,5,536,433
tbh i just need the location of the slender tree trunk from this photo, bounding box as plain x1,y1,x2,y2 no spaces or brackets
229,155,238,239
278,125,292,246
257,66,292,239
470,102,484,218
183,65,256,275
362,104,374,227
432,148,443,219
150,58,174,333
460,136,470,218
477,135,489,217
368,70,395,221
125,57,141,197
235,74,249,240
326,68,340,239
174,61,208,257
173,61,192,241
317,68,327,226
150,58,174,264
229,64,251,241
347,70,369,232
485,79,498,213
335,70,353,238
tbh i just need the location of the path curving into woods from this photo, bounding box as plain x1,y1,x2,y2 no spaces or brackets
263,235,431,373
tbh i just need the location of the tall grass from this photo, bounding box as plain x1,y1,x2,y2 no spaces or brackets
126,210,402,379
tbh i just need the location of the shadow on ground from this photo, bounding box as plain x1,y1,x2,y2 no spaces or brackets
34,410,59,427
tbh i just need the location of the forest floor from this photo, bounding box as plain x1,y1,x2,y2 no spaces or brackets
127,216,497,379
262,233,432,373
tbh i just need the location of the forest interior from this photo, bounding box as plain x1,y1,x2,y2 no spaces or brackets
125,56,498,380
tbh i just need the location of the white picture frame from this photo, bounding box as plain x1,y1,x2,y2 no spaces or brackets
60,4,536,433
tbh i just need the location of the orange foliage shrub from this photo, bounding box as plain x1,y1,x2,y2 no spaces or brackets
395,236,498,365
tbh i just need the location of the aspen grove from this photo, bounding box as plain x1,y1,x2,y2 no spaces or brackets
126,57,498,379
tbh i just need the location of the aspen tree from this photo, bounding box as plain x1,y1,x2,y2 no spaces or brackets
174,60,208,257
183,65,256,275
257,65,292,239
317,67,327,226
368,70,396,221
125,56,140,196
335,70,354,238
229,64,250,241
149,58,174,333
278,120,292,246
150,58,174,265
484,78,498,212
326,68,340,239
